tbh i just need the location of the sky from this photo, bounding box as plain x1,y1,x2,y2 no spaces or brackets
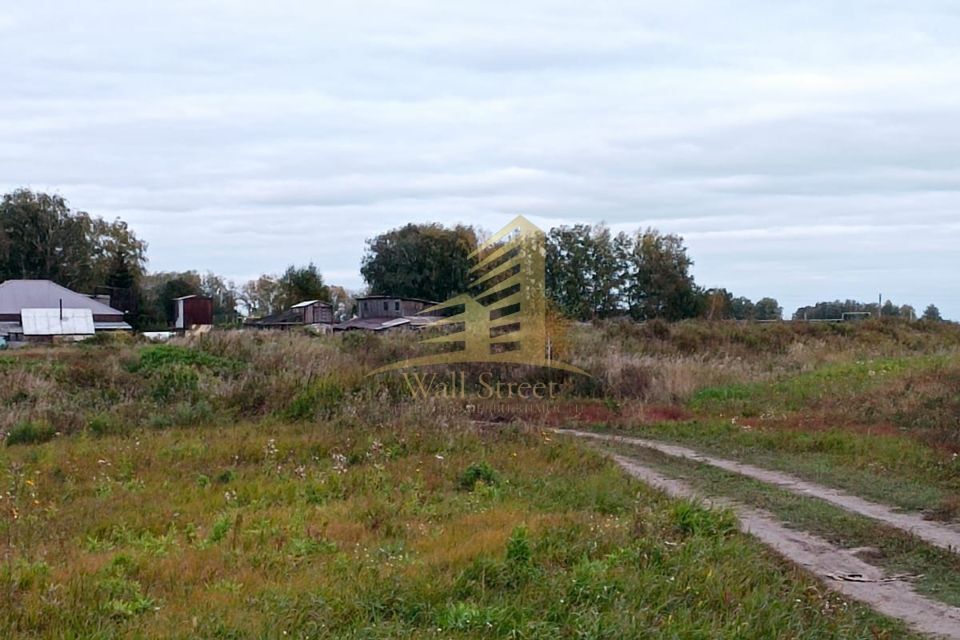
1,1,959,319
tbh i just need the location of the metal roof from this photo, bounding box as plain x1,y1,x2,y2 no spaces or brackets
355,295,439,306
0,280,122,316
334,317,424,331
94,321,134,331
21,308,95,336
291,299,331,309
172,294,211,301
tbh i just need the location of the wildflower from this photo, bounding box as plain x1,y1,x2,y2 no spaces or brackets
265,439,278,459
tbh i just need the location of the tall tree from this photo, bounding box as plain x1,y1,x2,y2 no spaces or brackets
545,224,630,321
0,189,146,292
702,288,734,320
624,229,700,321
361,223,478,302
275,263,330,309
754,297,783,321
729,296,756,320
240,275,282,317
922,304,942,322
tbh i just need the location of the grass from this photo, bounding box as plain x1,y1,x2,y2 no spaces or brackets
586,420,960,519
607,441,960,608
0,417,919,639
1,320,958,637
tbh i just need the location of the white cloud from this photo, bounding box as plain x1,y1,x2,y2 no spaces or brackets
0,0,958,316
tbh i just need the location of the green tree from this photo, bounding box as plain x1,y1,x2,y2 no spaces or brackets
361,223,478,302
922,304,942,321
793,300,877,321
880,300,901,318
545,224,630,321
624,229,700,321
276,263,330,309
139,271,202,328
729,296,756,320
0,189,146,293
754,297,783,321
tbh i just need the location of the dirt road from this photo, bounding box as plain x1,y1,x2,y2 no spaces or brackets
559,430,960,639
563,429,960,553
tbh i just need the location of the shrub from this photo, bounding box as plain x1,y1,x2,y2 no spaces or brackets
149,363,200,402
136,344,238,375
505,526,532,571
458,462,499,491
284,378,344,421
6,421,56,446
88,414,128,437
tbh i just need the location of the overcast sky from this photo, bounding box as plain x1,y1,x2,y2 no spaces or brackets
2,1,958,318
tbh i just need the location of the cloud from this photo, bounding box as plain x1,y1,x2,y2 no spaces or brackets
0,0,958,317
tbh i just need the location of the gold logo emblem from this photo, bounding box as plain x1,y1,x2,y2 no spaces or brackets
370,215,587,376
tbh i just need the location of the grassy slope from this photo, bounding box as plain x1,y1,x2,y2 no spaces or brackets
588,351,960,519
0,420,916,639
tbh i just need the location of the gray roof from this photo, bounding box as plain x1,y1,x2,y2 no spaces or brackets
0,280,123,317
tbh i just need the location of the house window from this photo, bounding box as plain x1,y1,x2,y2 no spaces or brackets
383,301,389,311
394,301,400,311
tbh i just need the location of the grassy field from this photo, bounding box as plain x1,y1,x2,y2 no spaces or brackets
1,319,958,637
1,418,918,638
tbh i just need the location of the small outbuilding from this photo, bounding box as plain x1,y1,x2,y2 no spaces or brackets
173,295,214,330
335,295,443,332
245,300,334,331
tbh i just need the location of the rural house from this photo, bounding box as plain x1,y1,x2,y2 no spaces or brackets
245,299,334,331
335,295,444,332
0,279,132,343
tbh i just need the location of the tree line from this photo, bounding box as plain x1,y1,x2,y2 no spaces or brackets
362,222,784,321
0,190,335,329
0,189,947,326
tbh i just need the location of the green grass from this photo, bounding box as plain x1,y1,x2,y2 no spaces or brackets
689,355,949,415
608,442,960,608
0,418,919,639
588,420,960,518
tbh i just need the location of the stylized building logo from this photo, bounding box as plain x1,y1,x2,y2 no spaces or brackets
370,215,587,375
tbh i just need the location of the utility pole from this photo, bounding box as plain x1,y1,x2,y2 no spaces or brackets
878,293,882,318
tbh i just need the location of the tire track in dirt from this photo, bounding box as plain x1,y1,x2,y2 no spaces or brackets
560,429,960,554
601,449,960,639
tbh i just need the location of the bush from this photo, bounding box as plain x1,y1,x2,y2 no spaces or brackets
284,378,344,421
458,462,499,491
6,421,56,446
505,526,532,571
149,363,200,402
88,414,129,437
136,344,238,375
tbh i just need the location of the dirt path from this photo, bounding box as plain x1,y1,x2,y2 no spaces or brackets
606,451,960,639
560,429,960,554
